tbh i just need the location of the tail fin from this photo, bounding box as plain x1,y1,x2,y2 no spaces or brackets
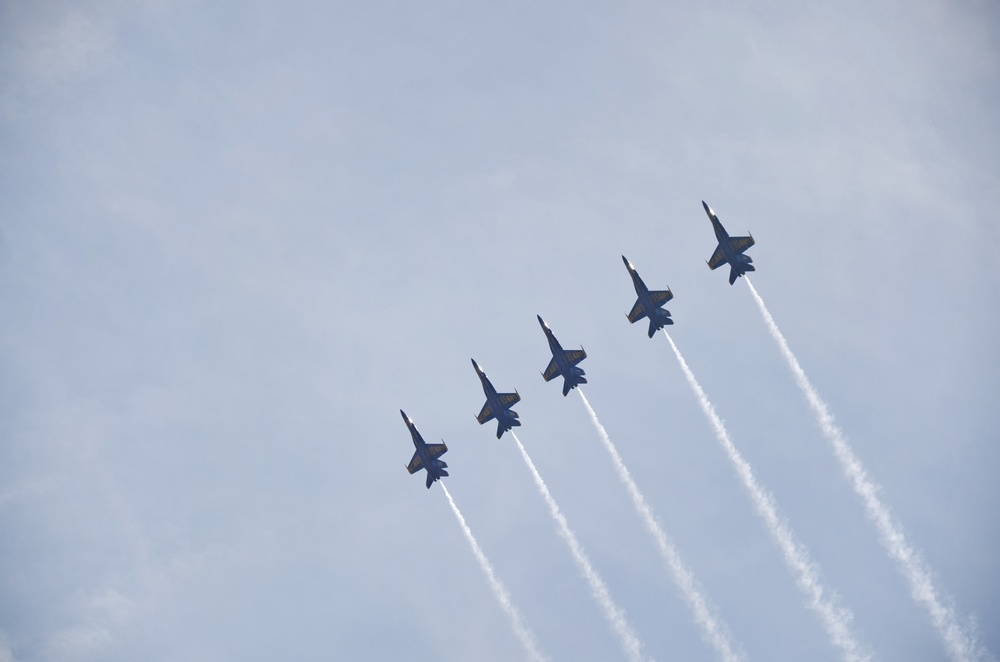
647,311,674,337
496,419,522,439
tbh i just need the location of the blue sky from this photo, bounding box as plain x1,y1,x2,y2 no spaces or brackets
1,1,997,660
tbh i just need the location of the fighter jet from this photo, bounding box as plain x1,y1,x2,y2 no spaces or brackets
622,255,674,337
702,200,756,284
472,359,521,439
537,315,587,396
401,410,449,489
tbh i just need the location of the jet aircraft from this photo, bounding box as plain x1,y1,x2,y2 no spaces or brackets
622,255,674,337
472,359,521,439
401,410,449,489
537,315,587,396
702,200,756,284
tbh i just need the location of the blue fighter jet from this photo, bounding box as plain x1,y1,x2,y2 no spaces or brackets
537,315,587,396
622,255,674,338
472,359,521,439
703,201,756,284
401,410,448,489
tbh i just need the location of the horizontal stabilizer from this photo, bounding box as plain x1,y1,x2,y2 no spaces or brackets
562,376,587,396
647,316,673,337
496,418,521,439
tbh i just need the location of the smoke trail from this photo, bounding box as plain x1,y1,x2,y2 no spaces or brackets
745,277,984,662
663,332,870,662
577,390,745,662
440,482,548,662
511,432,647,662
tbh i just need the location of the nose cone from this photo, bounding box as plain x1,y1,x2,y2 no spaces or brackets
399,409,408,422
536,314,546,329
471,358,483,374
702,200,714,217
622,255,634,271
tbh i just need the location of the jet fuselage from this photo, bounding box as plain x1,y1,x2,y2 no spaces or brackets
623,256,674,337
703,201,756,284
401,410,448,488
537,315,587,395
471,359,521,438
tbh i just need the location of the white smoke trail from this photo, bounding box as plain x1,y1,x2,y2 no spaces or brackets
511,432,648,662
440,482,548,662
745,277,984,662
663,332,870,662
577,389,745,662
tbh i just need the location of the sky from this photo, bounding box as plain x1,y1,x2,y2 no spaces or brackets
1,1,998,660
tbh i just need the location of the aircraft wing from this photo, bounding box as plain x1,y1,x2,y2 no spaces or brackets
477,403,495,424
707,245,726,270
498,392,520,407
563,349,587,366
729,235,755,253
542,358,560,382
649,289,673,305
627,300,647,323
426,443,448,459
405,452,424,474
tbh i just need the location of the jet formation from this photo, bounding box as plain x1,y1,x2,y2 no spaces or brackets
703,200,755,284
472,359,521,439
402,201,756,484
401,410,449,488
622,255,674,337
